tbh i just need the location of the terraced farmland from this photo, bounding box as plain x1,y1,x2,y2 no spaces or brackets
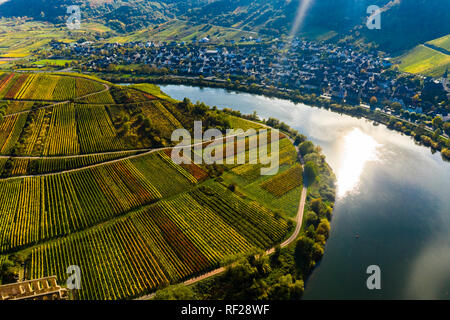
0,73,303,300
28,184,288,300
0,73,106,101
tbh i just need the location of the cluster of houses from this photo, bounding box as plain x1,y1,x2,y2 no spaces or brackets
51,38,449,118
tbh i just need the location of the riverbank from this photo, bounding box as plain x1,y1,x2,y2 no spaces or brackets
98,74,450,161
158,84,450,299
150,132,336,300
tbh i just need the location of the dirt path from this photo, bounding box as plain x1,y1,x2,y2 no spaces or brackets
2,81,110,118
0,133,244,181
137,134,307,300
137,181,307,300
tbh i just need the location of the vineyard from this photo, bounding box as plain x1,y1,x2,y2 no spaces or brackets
0,152,198,252
0,113,28,155
261,164,303,197
0,73,106,101
0,151,143,178
76,104,124,153
28,184,288,300
0,73,303,300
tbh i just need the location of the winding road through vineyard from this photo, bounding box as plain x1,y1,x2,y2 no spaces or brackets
0,73,307,299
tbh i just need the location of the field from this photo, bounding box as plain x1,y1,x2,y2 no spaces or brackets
28,183,287,299
396,44,450,77
0,19,114,60
427,34,450,52
32,59,74,67
0,73,106,101
106,19,263,44
0,113,27,155
0,151,143,178
0,73,303,300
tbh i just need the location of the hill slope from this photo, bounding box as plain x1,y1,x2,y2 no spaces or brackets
1,0,448,53
0,73,304,299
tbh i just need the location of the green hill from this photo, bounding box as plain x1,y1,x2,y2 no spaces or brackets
1,0,449,54
0,73,304,299
394,34,450,77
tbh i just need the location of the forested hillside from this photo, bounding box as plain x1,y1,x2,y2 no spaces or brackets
0,0,448,53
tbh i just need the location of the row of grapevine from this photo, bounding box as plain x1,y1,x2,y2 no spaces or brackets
34,151,142,175
15,74,36,99
0,73,14,94
4,74,28,99
75,78,105,97
30,219,169,300
158,151,198,183
1,151,142,177
52,77,75,101
42,104,79,156
19,75,59,101
0,113,27,155
76,90,115,104
10,158,29,176
140,101,182,138
42,76,105,101
23,108,48,155
0,152,196,252
230,137,294,180
76,104,124,153
260,164,303,197
190,185,289,248
28,184,286,299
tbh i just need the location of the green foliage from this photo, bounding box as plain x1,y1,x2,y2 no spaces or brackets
298,141,314,157
268,274,304,300
153,284,197,300
294,236,316,274
304,161,318,185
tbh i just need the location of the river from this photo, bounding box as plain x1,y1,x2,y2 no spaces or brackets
158,84,450,300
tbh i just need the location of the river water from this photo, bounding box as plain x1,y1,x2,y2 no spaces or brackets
159,84,450,300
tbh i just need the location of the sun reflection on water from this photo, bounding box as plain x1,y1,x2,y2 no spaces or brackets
337,128,380,198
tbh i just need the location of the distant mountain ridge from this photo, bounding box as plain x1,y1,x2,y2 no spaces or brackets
0,0,448,54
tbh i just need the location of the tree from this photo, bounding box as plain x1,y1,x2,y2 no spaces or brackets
304,161,318,185
268,274,304,300
294,134,306,146
316,219,331,240
304,211,319,228
433,128,442,140
121,123,130,136
294,236,315,274
391,102,402,112
432,116,443,129
443,122,450,135
153,284,196,300
0,259,18,285
298,141,314,156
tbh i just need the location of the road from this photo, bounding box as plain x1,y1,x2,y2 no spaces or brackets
137,138,308,300
0,132,244,181
1,75,309,298
1,77,110,118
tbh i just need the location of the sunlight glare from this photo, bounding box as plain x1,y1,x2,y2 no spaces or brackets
337,128,380,198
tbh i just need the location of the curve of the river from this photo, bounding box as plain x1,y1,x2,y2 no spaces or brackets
159,84,450,300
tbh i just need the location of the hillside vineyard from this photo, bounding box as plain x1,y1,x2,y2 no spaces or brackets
0,73,303,299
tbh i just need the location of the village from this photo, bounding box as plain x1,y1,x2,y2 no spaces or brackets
49,38,449,123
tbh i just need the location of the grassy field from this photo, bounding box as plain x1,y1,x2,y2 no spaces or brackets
32,59,74,67
427,34,450,51
395,44,450,77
